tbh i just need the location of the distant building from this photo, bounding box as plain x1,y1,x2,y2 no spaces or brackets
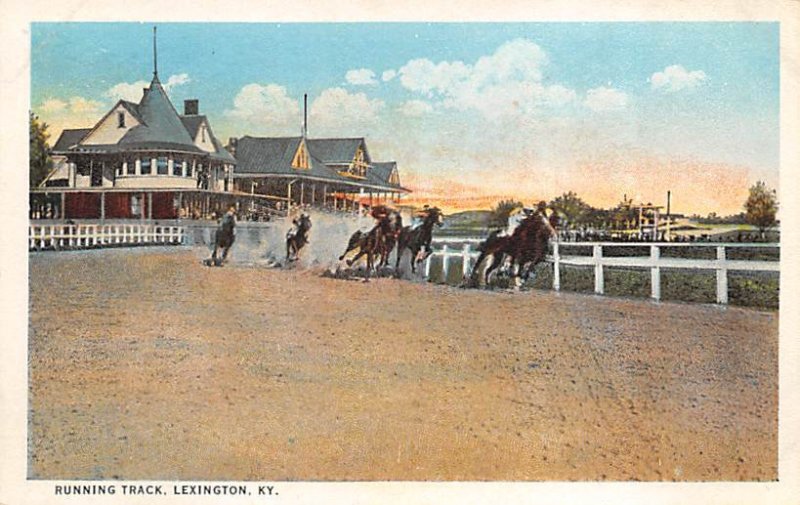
231,135,407,212
31,29,409,221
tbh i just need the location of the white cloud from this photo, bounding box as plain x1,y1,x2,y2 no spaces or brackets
40,98,67,113
34,96,105,140
104,73,191,102
224,83,301,134
345,68,378,86
399,100,434,117
584,87,629,112
309,87,385,136
67,96,104,114
164,73,191,91
398,58,471,96
105,80,149,102
650,65,707,92
396,39,575,121
382,69,397,82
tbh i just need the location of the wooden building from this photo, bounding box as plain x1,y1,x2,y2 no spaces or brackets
230,135,408,213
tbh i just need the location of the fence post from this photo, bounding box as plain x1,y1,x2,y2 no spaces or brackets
462,243,470,277
650,245,661,301
553,242,561,291
425,252,432,279
716,246,728,304
441,245,449,282
593,244,604,295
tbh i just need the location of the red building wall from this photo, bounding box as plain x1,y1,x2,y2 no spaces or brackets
104,193,133,219
64,193,101,219
151,192,177,219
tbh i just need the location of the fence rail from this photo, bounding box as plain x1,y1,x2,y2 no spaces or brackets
29,223,186,251
427,238,779,305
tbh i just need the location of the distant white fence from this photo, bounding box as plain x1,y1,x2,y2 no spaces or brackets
29,223,185,251
428,238,780,305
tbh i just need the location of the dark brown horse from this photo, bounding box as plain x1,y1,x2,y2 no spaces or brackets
339,206,402,279
470,211,558,287
395,206,444,274
286,213,312,262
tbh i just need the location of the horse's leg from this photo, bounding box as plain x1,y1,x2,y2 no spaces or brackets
469,251,489,285
364,251,373,281
347,248,366,267
410,247,418,274
485,253,504,285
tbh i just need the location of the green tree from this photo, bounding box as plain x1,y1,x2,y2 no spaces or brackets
488,199,523,228
549,191,591,228
30,112,53,188
744,181,778,239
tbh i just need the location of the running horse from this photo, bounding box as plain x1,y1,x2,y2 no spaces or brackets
286,213,312,262
395,206,444,274
207,208,236,267
339,205,402,278
470,211,558,287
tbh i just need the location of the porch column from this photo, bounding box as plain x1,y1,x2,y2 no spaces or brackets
61,192,66,221
287,182,292,207
300,181,305,206
323,185,328,207
100,191,105,222
147,193,153,220
311,184,316,205
358,188,364,214
141,192,146,222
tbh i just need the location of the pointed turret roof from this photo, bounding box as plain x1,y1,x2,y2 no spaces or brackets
118,76,198,150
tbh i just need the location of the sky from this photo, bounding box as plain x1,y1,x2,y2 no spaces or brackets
30,22,779,215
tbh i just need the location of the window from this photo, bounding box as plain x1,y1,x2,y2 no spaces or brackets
140,158,152,175
201,126,206,143
157,157,169,175
131,195,141,217
117,111,125,128
172,158,182,176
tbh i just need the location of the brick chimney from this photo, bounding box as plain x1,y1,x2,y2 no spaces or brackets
184,99,199,115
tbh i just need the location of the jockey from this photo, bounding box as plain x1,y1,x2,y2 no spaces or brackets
500,205,534,237
534,201,557,238
411,205,430,230
220,205,237,236
286,212,309,239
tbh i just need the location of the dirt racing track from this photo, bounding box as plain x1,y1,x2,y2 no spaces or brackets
28,247,778,481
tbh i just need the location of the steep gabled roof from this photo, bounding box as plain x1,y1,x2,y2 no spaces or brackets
119,100,144,124
52,128,92,153
179,115,204,139
306,138,366,164
233,135,409,192
234,136,302,174
369,161,402,188
179,115,236,163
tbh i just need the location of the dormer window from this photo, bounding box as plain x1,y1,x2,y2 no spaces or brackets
117,112,125,128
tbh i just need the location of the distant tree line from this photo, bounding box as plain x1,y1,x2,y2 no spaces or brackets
489,183,778,237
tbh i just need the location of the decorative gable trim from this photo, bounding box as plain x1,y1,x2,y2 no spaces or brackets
80,101,142,146
291,139,310,169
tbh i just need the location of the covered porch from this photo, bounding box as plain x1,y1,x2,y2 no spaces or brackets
234,174,408,215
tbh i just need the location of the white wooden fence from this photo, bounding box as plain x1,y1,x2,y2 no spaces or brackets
29,223,185,251
427,238,779,305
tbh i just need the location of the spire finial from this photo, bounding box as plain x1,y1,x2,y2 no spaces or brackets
153,26,158,78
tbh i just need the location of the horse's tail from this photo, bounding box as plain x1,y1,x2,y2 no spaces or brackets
339,230,363,260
